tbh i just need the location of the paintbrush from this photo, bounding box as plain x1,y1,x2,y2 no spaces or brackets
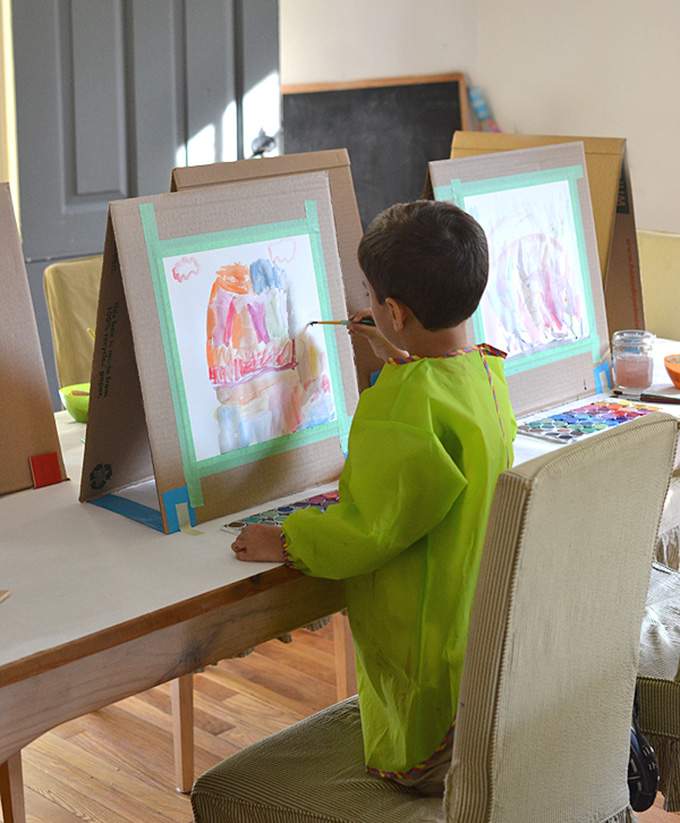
612,389,680,405
310,318,376,327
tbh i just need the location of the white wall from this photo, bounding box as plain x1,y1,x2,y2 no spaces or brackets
280,0,680,233
279,0,477,86
476,0,680,233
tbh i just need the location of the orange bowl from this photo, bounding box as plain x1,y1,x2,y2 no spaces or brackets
664,355,680,389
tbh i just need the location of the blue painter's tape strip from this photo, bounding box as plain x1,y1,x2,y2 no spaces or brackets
162,486,196,534
593,360,612,393
87,495,165,532
369,369,382,387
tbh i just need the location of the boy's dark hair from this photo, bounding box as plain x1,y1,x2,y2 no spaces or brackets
357,200,489,330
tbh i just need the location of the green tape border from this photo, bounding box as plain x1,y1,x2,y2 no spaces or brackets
433,164,602,376
140,201,352,509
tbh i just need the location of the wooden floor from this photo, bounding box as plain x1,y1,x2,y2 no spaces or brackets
13,623,338,823
643,797,680,823
8,620,680,822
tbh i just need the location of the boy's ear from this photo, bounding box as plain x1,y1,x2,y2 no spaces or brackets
385,297,410,331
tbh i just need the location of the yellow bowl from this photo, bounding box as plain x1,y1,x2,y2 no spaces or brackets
59,382,90,423
664,355,680,390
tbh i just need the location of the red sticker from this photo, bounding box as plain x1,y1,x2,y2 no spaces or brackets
29,452,63,488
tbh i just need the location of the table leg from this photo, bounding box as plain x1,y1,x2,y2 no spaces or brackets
0,752,26,823
171,674,194,793
333,612,357,701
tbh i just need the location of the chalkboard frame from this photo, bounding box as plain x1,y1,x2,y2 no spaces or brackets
282,73,469,228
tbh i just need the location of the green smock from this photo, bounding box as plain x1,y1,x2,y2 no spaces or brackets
282,345,516,775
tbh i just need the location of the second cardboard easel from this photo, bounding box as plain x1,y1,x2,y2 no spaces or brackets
449,132,644,336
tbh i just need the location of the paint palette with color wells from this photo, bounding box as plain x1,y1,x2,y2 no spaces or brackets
221,490,339,534
517,399,660,445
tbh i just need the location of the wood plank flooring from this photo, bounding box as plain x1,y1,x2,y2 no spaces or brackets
8,620,680,822
14,623,337,823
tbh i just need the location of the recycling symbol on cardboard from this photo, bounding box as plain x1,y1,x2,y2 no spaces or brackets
90,463,113,490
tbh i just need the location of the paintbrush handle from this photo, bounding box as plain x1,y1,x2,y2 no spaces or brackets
311,318,376,326
613,390,680,405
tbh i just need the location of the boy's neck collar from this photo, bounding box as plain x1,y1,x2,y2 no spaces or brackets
386,343,507,365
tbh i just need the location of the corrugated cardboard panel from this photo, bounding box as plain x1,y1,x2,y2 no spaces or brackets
427,142,610,417
81,171,360,531
171,150,381,389
449,132,644,334
80,217,156,503
0,183,66,495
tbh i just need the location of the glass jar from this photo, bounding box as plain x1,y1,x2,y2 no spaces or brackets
612,330,655,391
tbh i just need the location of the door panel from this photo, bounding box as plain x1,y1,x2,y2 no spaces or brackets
185,0,238,166
12,0,279,405
71,2,127,198
122,1,188,196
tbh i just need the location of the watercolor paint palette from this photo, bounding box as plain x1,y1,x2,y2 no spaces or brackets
221,490,339,534
517,398,660,445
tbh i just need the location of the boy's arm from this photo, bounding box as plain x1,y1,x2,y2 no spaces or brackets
282,419,467,579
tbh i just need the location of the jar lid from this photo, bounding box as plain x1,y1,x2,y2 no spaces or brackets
612,329,655,344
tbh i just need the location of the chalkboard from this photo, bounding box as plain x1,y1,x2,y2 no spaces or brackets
282,74,468,228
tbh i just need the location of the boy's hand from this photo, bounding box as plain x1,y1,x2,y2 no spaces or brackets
231,523,285,562
348,309,409,362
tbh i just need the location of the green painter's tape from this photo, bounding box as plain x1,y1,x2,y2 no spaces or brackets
140,201,352,508
434,167,584,205
140,203,204,506
156,218,310,258
567,174,601,365
503,339,594,376
443,165,584,200
304,200,352,452
196,419,340,474
433,182,457,204
471,311,485,349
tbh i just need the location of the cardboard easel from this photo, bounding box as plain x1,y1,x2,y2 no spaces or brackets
449,132,644,336
425,142,610,418
80,161,365,533
0,183,66,495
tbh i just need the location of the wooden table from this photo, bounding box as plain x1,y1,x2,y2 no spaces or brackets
4,339,680,823
0,412,347,823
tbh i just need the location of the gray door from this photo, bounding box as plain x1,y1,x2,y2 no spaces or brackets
12,0,279,406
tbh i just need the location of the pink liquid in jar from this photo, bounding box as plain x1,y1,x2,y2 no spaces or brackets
612,330,655,391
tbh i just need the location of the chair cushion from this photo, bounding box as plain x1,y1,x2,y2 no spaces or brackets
191,696,444,823
638,562,680,811
639,562,680,682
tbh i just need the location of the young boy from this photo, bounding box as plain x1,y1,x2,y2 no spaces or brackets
231,200,517,795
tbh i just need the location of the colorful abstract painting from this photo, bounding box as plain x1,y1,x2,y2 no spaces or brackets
465,178,589,359
162,234,336,462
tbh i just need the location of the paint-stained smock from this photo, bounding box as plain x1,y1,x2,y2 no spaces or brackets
281,346,517,775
